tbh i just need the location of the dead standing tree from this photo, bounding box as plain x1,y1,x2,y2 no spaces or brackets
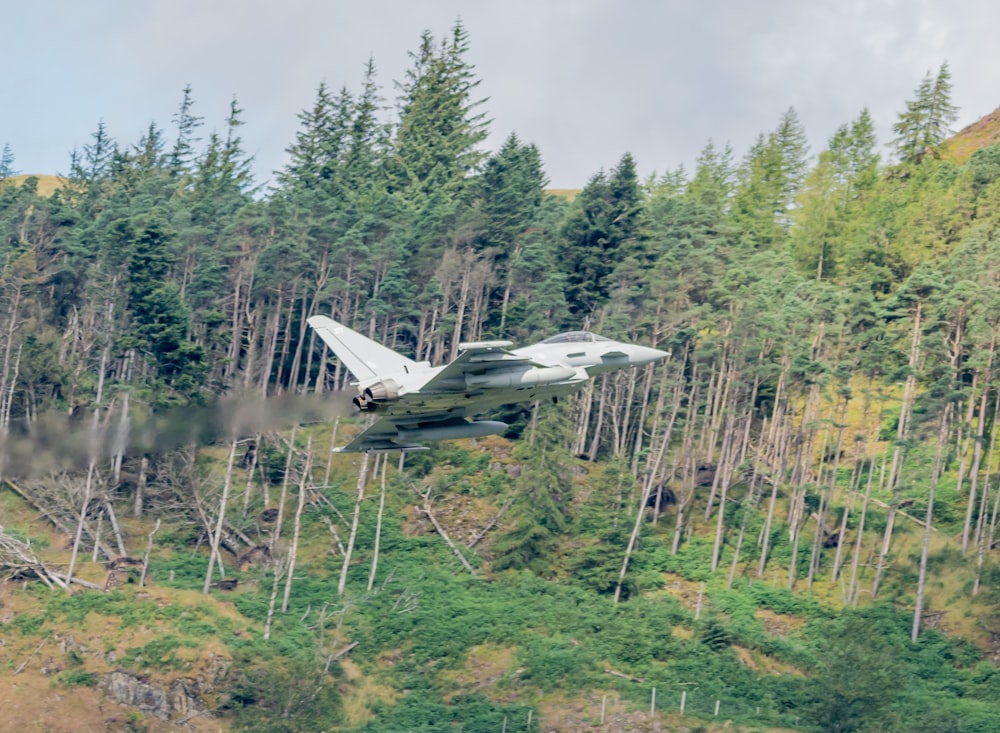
338,451,372,595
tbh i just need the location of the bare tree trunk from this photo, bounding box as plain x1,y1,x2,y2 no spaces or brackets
710,414,738,572
339,452,371,595
204,440,239,594
0,282,22,446
302,329,319,394
613,370,637,457
648,372,684,524
633,360,664,476
953,387,977,550
848,439,881,606
259,289,283,397
697,367,719,461
282,438,311,613
728,422,766,588
573,380,595,456
242,433,261,518
671,363,703,555
241,307,259,392
368,454,389,591
133,456,148,519
67,335,112,584
66,462,97,588
104,498,127,558
287,294,311,394
973,388,1000,595
807,398,848,588
832,401,872,584
913,406,951,641
614,475,654,605
274,285,299,392
528,400,540,446
963,363,993,554
587,374,610,461
140,519,160,587
419,485,476,574
321,419,341,488
263,556,287,641
872,302,923,600
270,427,297,551
225,259,246,381
787,494,806,590
450,254,473,361
757,403,790,577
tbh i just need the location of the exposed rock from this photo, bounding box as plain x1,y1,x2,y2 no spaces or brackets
103,670,170,719
101,670,211,721
169,677,209,720
238,544,272,571
57,634,84,655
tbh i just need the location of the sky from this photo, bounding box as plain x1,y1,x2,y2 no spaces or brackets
5,1,1000,190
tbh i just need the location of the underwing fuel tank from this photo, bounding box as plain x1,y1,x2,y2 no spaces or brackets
398,420,508,442
465,366,577,389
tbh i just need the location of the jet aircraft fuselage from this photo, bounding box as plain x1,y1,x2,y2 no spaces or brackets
308,316,669,452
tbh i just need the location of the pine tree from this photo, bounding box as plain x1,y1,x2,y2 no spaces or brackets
169,85,203,178
490,405,575,574
559,153,642,318
829,107,880,194
278,82,339,190
390,22,489,202
477,133,546,254
0,144,16,181
686,140,735,210
731,108,809,247
891,62,959,164
790,150,841,279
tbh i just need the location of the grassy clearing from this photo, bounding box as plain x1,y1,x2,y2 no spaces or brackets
3,173,65,196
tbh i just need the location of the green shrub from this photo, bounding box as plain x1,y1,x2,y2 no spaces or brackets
12,613,45,636
58,669,98,687
122,635,195,670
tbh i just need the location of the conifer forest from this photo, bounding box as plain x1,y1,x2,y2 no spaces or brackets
5,22,1000,733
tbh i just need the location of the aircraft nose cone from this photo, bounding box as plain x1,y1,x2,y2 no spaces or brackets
635,346,671,365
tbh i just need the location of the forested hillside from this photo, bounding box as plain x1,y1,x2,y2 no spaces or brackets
5,23,1000,732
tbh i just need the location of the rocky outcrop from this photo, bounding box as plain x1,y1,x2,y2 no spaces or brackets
101,670,211,721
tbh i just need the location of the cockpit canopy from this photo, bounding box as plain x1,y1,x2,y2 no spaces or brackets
540,331,613,344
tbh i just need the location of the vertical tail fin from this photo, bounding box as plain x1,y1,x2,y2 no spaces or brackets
307,315,418,382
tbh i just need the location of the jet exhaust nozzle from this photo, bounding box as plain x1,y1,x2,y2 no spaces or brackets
364,378,401,402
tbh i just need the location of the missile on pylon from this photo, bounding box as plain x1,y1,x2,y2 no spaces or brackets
465,366,577,389
397,420,508,443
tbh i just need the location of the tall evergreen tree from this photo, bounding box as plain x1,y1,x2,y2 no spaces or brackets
168,85,203,178
559,153,642,318
390,22,489,202
0,144,16,181
731,108,809,247
477,133,546,254
279,82,340,190
891,62,959,164
686,139,735,211
828,107,880,194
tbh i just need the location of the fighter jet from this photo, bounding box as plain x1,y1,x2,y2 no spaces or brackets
308,315,670,452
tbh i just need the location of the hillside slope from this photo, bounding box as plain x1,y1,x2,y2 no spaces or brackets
4,419,1000,732
942,104,1000,164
